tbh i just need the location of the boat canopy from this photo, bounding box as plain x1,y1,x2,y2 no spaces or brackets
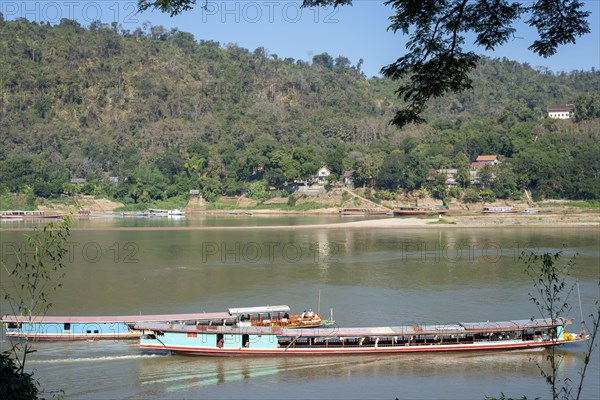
135,318,570,337
460,318,570,331
1,312,232,324
228,305,291,315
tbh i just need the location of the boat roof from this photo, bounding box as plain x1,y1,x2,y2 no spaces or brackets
228,305,291,315
1,312,232,324
135,318,570,337
460,319,563,330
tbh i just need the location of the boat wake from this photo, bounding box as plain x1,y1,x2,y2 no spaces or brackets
28,353,167,365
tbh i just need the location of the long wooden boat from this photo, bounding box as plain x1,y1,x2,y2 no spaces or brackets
1,305,328,341
339,208,389,216
0,210,63,220
136,318,587,357
393,206,448,216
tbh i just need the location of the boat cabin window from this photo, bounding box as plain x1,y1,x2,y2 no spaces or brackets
242,334,249,348
64,323,71,331
7,322,22,329
216,333,224,348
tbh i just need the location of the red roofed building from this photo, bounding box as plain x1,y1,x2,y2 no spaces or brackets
547,104,575,119
476,155,498,163
470,155,498,171
343,170,356,188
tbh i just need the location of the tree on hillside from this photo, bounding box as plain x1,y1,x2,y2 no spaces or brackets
137,0,590,127
574,93,600,121
312,53,334,70
491,164,520,199
375,150,427,191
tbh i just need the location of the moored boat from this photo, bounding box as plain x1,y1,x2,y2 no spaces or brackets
0,210,63,220
339,208,389,216
393,206,448,216
1,305,328,341
136,318,587,356
1,312,231,341
480,206,519,214
147,208,186,217
168,209,185,216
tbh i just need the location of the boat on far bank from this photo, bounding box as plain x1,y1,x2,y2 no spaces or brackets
147,209,186,217
340,208,389,216
0,210,63,220
393,206,448,216
480,206,519,214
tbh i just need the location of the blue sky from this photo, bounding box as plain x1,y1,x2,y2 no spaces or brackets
3,1,599,77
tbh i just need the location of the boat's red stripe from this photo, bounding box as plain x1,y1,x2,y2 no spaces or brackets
140,340,562,356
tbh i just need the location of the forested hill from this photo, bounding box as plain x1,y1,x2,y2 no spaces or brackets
1,18,599,206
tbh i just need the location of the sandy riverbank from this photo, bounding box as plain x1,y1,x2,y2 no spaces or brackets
1,212,598,231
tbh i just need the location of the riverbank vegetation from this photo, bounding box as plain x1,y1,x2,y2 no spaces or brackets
1,18,599,210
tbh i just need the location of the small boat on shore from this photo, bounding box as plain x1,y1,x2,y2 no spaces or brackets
393,206,448,216
148,209,186,217
1,305,328,341
136,318,587,357
480,206,519,214
523,208,554,214
120,211,149,217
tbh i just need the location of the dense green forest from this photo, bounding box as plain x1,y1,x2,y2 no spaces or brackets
1,18,599,208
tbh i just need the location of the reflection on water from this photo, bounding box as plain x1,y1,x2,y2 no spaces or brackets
139,356,280,393
0,214,357,230
1,221,598,399
20,339,591,399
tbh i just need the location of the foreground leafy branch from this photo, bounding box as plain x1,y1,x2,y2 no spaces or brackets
509,250,599,400
0,352,39,400
522,250,576,400
573,290,600,400
137,0,198,16
1,216,72,398
304,0,591,127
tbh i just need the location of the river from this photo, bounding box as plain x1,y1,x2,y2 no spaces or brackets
1,216,599,399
